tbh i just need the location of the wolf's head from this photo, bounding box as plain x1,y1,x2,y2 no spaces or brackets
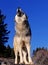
15,8,28,24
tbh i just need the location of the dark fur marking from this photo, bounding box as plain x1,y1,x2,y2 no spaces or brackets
23,20,31,36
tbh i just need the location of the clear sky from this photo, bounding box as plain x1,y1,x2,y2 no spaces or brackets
0,0,48,52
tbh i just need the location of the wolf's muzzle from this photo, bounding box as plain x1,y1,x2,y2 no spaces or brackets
17,8,24,17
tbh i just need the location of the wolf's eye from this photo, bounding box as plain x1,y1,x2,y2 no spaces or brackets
21,12,24,16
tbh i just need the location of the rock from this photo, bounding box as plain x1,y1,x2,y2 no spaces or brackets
1,62,7,65
0,58,14,65
0,58,35,65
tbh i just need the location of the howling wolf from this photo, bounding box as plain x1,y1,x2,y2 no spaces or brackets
14,8,33,64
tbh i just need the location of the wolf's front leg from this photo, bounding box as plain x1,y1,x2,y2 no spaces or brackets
13,36,18,64
25,43,33,64
19,47,23,64
22,50,29,64
15,51,18,64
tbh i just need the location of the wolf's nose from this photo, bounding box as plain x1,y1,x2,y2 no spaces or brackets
17,8,21,13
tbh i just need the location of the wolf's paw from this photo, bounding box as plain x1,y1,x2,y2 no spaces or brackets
29,61,34,65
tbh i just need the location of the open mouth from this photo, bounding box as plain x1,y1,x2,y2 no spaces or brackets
17,8,24,17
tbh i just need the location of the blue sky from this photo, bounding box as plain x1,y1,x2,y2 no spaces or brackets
0,0,48,52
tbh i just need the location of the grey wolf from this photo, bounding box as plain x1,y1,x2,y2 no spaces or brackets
14,8,33,64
